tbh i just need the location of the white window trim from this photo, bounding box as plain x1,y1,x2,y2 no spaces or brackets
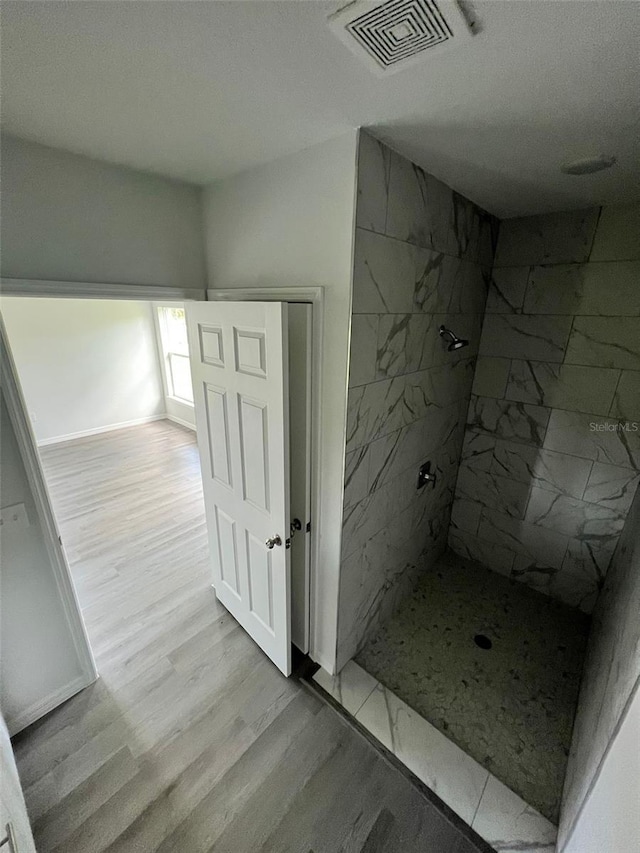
152,302,195,409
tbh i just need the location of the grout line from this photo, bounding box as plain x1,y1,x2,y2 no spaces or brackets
356,223,486,266
469,396,640,434
471,773,490,828
580,459,596,502
586,206,603,263
349,358,477,391
607,370,624,418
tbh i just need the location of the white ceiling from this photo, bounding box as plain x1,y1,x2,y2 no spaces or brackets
2,0,639,218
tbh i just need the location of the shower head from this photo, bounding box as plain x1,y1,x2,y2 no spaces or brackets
439,325,469,352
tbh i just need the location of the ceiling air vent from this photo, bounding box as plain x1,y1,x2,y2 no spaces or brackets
328,0,473,75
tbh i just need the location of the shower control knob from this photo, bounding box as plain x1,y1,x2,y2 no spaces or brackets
265,534,282,550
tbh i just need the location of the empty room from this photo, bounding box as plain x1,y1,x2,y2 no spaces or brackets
0,2,638,853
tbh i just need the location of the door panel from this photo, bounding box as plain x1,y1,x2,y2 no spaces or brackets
186,301,291,675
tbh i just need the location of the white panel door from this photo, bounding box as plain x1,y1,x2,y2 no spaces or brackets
185,302,291,675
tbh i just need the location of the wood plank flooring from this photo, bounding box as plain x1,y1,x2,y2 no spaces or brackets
12,420,480,853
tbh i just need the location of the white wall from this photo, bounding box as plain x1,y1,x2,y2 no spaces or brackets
0,390,89,734
1,298,165,444
563,682,640,853
0,134,206,290
0,712,37,852
203,131,358,671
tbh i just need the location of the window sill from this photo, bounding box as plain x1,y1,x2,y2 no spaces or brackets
167,396,195,408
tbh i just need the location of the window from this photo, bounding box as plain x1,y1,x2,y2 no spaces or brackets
156,306,194,404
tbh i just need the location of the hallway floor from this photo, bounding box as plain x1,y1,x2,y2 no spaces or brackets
12,421,484,853
356,549,590,823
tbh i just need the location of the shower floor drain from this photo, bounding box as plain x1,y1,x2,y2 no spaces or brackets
474,634,492,650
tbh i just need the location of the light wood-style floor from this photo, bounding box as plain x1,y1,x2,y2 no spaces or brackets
13,420,480,853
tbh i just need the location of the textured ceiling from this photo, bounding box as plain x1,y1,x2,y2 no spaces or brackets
2,0,639,217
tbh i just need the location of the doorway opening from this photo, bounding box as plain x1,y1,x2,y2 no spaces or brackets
1,292,312,734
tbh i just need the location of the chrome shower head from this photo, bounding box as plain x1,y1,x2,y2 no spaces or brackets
439,325,469,352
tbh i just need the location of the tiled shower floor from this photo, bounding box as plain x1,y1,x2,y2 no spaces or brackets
355,550,590,823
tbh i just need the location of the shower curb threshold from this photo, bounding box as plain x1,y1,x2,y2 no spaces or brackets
312,660,558,853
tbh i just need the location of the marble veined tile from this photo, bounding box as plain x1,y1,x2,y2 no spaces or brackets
460,429,496,471
583,462,640,513
346,363,472,452
472,356,510,399
448,528,515,577
472,775,557,853
385,149,455,255
343,446,370,510
376,313,431,378
494,208,599,267
356,131,390,234
609,370,640,421
346,377,404,451
589,202,640,261
505,360,618,415
385,150,430,248
348,314,379,387
456,465,530,519
447,261,489,316
413,248,453,313
478,507,569,569
478,210,499,267
562,538,615,588
479,314,573,363
524,261,640,316
367,404,462,491
450,190,482,262
492,440,592,499
485,267,529,313
556,539,615,612
525,487,626,542
355,683,489,825
565,316,640,370
352,228,416,313
467,396,550,446
543,409,640,470
312,660,377,716
549,568,600,614
450,497,482,536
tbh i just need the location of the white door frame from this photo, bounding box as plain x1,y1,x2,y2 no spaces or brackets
0,318,98,729
207,287,323,666
1,279,323,666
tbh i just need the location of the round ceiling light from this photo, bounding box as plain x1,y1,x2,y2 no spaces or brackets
561,155,617,176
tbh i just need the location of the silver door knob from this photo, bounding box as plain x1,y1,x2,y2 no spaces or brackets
265,534,282,550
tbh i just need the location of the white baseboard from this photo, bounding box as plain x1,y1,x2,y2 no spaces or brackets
166,414,196,431
37,414,166,447
7,673,96,736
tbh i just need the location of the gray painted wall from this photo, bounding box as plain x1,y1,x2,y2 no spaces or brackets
450,204,640,611
1,135,206,290
336,132,498,670
559,483,640,849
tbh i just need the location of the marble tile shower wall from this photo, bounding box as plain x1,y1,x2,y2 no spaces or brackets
337,132,498,669
450,203,640,613
558,483,640,850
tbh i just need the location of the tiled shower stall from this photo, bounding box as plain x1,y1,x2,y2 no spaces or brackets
329,130,640,851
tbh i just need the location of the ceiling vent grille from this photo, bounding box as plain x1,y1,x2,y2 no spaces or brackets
328,0,473,75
